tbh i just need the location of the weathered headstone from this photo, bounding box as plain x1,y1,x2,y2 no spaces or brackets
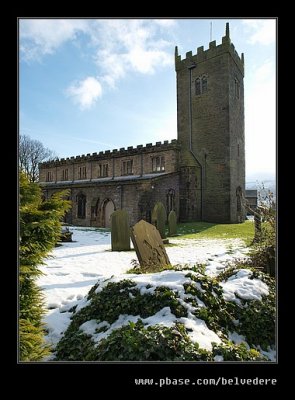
168,210,177,236
111,209,130,251
151,201,166,238
130,220,170,269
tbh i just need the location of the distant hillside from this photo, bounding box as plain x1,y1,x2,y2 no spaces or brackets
246,179,276,201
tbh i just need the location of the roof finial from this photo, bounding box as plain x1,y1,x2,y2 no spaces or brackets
175,46,178,57
226,22,230,38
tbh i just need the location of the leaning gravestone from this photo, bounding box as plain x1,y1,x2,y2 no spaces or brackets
130,220,170,269
111,209,130,251
168,210,177,236
151,201,166,239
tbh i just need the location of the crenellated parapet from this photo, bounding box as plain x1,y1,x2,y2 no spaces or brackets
40,139,179,168
175,22,244,75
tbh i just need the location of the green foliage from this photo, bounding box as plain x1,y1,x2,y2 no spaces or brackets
212,342,266,361
19,319,51,361
55,280,188,360
55,268,275,361
94,321,210,361
127,261,206,275
215,265,252,283
216,267,275,349
56,320,210,362
184,273,235,334
19,171,71,361
55,318,266,362
233,277,276,349
126,259,174,274
245,189,276,275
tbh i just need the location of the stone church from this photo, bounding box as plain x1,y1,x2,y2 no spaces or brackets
39,23,245,228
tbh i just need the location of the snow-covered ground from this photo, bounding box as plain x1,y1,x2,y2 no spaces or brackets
37,227,250,349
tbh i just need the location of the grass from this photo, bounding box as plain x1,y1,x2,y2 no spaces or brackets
173,220,254,245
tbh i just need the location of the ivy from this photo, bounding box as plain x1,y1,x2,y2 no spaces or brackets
54,269,275,361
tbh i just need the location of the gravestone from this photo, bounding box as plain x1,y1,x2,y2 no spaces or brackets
130,220,170,269
168,210,177,236
151,201,166,238
111,209,130,251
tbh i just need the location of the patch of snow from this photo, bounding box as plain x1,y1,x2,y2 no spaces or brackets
257,346,276,362
143,307,177,328
91,271,223,351
36,227,273,358
214,355,224,362
179,315,221,350
220,269,269,302
228,331,250,349
95,270,193,295
43,310,73,346
79,306,220,352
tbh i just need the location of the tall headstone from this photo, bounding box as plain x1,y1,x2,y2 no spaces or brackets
111,209,130,251
130,220,170,269
168,210,177,236
151,202,166,238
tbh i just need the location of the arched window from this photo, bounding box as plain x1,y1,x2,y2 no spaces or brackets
195,75,208,95
167,189,175,214
195,78,201,95
202,76,207,92
77,193,86,219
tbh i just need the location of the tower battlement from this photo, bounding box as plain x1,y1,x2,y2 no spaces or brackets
175,23,244,76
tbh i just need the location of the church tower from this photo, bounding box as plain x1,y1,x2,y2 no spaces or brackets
175,23,245,223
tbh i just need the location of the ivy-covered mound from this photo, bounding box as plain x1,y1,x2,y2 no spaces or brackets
55,267,275,361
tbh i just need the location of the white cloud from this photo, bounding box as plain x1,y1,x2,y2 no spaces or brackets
92,20,174,88
253,59,273,83
243,19,276,45
153,19,176,27
20,19,176,106
20,19,89,61
127,46,172,74
66,77,102,110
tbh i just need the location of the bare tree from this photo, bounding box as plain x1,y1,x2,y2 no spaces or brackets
19,134,57,182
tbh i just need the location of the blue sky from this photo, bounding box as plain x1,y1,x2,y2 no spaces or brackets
19,18,276,180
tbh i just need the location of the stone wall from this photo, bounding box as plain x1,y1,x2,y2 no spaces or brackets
175,23,245,223
39,140,180,183
42,172,179,227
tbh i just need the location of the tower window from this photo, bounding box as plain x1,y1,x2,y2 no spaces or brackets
152,156,165,172
202,76,207,92
122,160,133,175
195,76,208,95
99,163,108,177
